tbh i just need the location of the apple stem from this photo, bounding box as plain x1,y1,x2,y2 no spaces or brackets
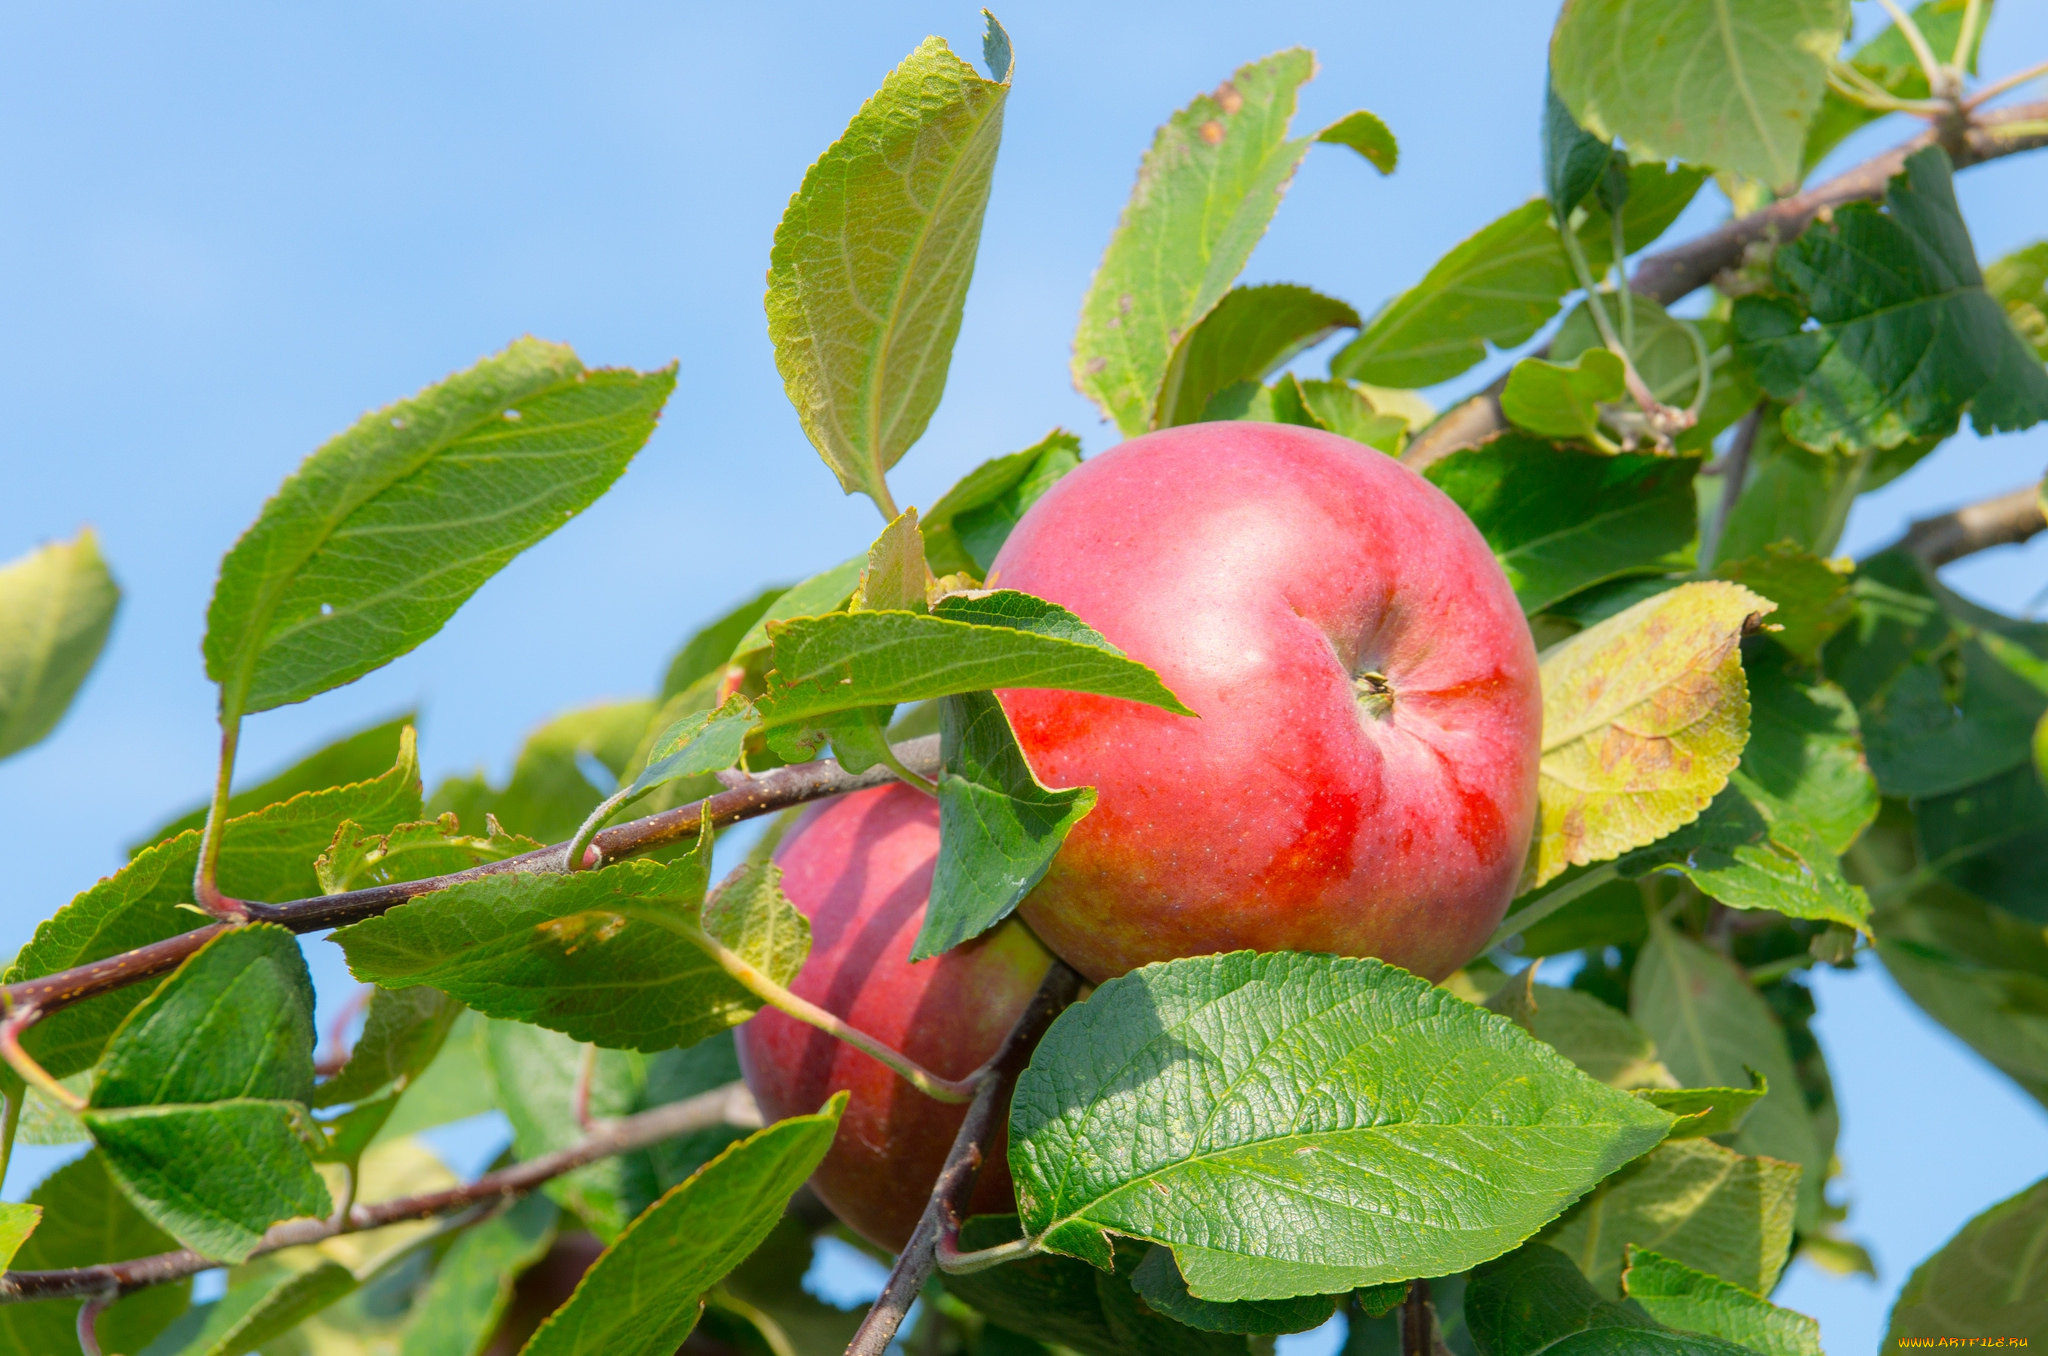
934,1229,1041,1274
686,920,982,1104
1484,863,1620,956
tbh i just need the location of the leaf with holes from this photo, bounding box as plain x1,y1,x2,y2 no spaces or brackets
0,529,119,762
205,338,673,720
1532,582,1771,886
765,19,1010,510
1074,49,1323,435
1008,951,1673,1300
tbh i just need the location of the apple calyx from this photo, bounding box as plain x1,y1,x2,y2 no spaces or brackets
1353,669,1395,719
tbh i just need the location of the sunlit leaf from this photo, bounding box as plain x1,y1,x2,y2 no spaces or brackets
1009,951,1673,1300
1532,582,1772,886
0,529,119,762
1074,50,1322,434
1155,284,1360,428
766,22,1010,509
1502,349,1626,443
205,339,673,719
1466,1242,1755,1356
1623,1249,1822,1356
1551,0,1847,187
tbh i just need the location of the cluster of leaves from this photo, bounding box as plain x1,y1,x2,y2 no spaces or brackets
1,1,2046,1353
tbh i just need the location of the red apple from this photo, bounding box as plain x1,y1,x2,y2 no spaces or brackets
990,421,1541,983
734,784,1053,1251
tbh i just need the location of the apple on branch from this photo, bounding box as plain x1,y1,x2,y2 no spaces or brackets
992,421,1543,983
735,784,1053,1251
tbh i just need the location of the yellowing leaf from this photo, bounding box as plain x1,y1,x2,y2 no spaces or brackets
1533,581,1774,885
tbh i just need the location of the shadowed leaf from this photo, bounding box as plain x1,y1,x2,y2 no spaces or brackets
1623,1249,1821,1356
1883,1173,2048,1347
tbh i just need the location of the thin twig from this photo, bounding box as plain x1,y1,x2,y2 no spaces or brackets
1699,402,1766,569
0,1081,761,1305
1899,481,2047,566
0,737,941,1025
843,960,1084,1356
1401,100,2048,470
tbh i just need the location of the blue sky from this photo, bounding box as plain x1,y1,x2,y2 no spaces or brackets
2,3,2045,1350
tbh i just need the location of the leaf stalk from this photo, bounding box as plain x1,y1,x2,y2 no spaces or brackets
0,1006,81,1115
192,718,250,921
1486,863,1621,955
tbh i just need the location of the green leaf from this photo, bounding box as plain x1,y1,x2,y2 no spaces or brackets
482,1020,655,1239
6,734,418,1080
852,507,933,614
1483,975,1678,1091
1532,582,1771,887
204,339,673,719
1126,1246,1338,1335
701,861,813,993
429,699,655,846
369,1008,497,1143
765,29,1009,509
313,985,462,1109
0,1202,40,1271
662,587,785,699
1073,49,1320,435
145,1260,359,1356
1804,1,1989,173
756,593,1193,732
726,558,865,663
1877,887,2048,1109
1736,148,2048,453
334,826,787,1053
1284,379,1412,451
1155,284,1361,429
1541,1138,1801,1299
1466,1242,1756,1356
1553,296,1752,455
80,924,329,1261
1988,239,2048,361
1828,552,2048,799
520,1099,845,1356
1009,951,1674,1300
81,1100,332,1262
640,1032,753,1191
1623,1249,1821,1356
0,529,120,762
398,1194,558,1356
913,690,1096,960
1621,650,1876,931
1915,763,2048,924
92,923,316,1109
1884,1173,2048,1347
0,1152,191,1356
1630,927,1823,1230
316,813,542,895
624,694,758,801
1332,201,1575,388
135,713,415,853
1315,110,1397,174
1427,438,1698,615
1501,350,1627,442
1636,1083,1767,1140
923,430,1082,576
944,1216,1257,1356
1543,79,1613,220
1550,0,1847,188
1713,546,1853,666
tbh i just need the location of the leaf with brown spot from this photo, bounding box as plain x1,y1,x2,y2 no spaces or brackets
1532,581,1774,886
